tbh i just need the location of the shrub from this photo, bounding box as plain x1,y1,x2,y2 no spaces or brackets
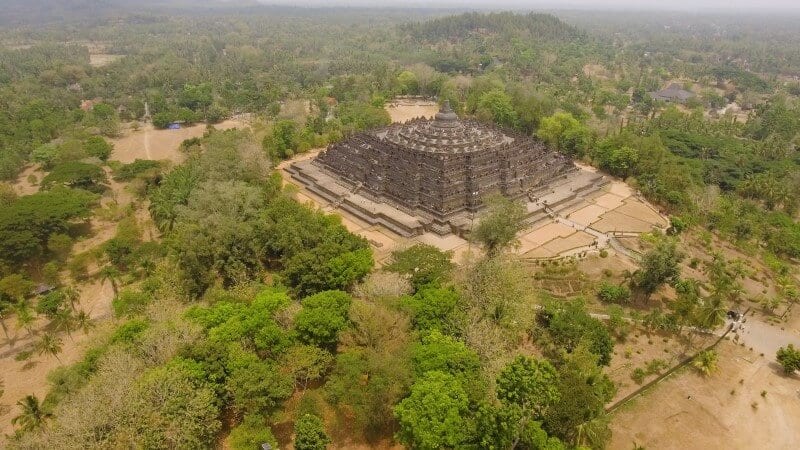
597,282,631,304
112,289,152,318
294,414,330,450
229,414,277,450
631,367,646,384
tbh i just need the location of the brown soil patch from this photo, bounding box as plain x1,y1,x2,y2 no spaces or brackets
88,54,123,67
110,119,248,165
12,164,44,196
609,341,800,450
0,281,115,436
385,100,439,123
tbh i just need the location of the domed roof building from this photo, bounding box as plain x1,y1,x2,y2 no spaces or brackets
288,102,606,237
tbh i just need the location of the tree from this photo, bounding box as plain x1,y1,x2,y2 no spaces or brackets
397,70,419,95
294,290,352,349
537,112,591,156
84,136,113,161
473,194,527,256
692,349,719,376
496,356,560,419
121,362,221,449
230,414,278,450
74,310,95,335
402,287,463,335
36,332,63,362
41,162,107,190
631,238,683,301
394,371,474,450
99,265,121,296
12,395,51,432
385,244,454,291
294,414,331,450
152,112,173,129
226,347,293,416
776,344,800,374
51,308,76,338
0,182,17,206
281,344,333,390
263,120,299,159
411,330,484,398
543,346,615,446
0,187,95,263
15,301,36,336
477,89,518,128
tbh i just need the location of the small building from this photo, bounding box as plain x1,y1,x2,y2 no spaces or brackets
649,83,695,103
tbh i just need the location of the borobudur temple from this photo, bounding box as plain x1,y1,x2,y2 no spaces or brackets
288,102,608,237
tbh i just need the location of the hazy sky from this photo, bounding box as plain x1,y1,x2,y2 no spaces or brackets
257,0,800,12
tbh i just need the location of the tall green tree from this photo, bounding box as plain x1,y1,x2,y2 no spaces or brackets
473,195,527,256
394,371,474,450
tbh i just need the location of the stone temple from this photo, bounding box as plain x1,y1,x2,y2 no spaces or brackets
288,102,607,237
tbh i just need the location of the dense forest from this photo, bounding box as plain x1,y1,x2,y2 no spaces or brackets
1,4,800,450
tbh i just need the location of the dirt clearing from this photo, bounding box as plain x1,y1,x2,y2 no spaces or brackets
610,341,800,449
385,99,439,123
110,119,249,164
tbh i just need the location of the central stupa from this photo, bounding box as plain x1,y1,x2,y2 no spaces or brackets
289,102,604,236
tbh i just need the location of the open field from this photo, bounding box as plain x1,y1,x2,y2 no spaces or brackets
88,54,123,67
610,341,800,450
110,119,249,165
385,99,440,123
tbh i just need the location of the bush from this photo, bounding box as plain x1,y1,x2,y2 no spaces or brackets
596,282,631,304
631,367,646,384
85,136,113,161
112,289,152,318
152,112,173,129
294,414,331,450
110,319,150,344
112,159,161,182
229,414,277,450
777,344,800,374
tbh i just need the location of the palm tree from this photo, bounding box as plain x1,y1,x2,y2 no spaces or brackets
695,296,726,330
99,265,121,296
62,285,81,311
692,350,719,377
14,301,35,337
51,309,75,339
0,302,12,342
74,310,95,335
11,395,51,431
35,332,63,362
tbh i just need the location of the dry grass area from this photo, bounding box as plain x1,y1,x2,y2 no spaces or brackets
385,99,440,123
110,119,249,165
606,329,718,403
11,164,44,196
609,341,800,450
0,281,115,435
88,54,123,67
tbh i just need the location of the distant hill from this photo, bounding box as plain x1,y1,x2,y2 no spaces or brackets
401,12,586,43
